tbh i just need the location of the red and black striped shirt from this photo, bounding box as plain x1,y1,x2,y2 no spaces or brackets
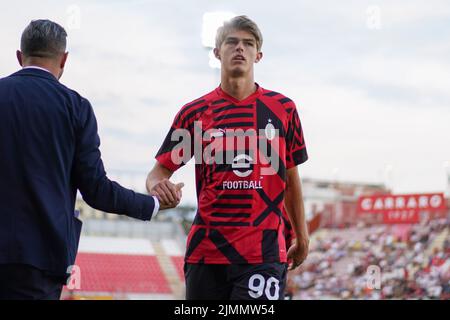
155,84,308,264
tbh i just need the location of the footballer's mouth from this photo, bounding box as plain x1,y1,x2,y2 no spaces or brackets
232,55,246,61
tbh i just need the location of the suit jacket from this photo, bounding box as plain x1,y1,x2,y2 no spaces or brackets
0,68,156,277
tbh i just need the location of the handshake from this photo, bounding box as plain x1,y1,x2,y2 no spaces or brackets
149,178,185,210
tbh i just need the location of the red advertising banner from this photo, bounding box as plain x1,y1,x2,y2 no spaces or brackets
383,210,420,224
358,193,447,224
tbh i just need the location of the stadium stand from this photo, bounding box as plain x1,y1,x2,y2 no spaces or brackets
61,236,173,299
288,218,450,299
161,239,185,281
67,194,448,300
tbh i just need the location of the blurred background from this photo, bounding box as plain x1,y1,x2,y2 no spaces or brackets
1,0,449,299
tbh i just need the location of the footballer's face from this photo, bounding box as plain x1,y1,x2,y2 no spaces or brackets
214,29,262,77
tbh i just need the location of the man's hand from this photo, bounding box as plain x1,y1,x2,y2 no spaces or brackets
287,236,309,270
150,179,184,210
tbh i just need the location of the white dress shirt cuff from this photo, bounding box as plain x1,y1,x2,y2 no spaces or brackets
152,196,160,217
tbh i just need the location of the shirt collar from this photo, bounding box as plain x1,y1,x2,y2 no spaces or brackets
23,66,52,74
215,83,263,105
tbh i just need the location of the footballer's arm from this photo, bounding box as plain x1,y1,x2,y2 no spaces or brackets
284,166,310,270
146,162,184,209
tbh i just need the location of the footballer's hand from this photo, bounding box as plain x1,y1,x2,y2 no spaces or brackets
287,236,309,270
151,179,184,209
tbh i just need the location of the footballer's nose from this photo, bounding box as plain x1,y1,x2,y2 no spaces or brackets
235,41,244,52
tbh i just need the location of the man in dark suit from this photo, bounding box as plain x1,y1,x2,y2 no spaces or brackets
0,19,183,300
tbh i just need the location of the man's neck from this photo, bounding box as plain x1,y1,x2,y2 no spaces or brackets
22,60,60,80
220,76,256,101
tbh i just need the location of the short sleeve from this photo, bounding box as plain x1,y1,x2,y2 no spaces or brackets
155,100,207,171
285,105,308,169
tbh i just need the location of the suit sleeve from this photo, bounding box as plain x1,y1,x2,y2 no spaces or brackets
285,104,308,169
73,98,156,221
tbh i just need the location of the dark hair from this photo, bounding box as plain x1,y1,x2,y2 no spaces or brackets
20,19,67,58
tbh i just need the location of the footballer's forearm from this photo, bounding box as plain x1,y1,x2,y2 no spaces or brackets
284,166,309,243
146,162,174,193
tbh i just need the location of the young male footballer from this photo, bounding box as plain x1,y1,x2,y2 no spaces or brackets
147,15,309,300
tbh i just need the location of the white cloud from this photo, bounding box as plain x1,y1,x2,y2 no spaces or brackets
356,55,450,98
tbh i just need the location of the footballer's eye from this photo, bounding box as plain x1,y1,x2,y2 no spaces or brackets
245,41,255,47
226,38,238,45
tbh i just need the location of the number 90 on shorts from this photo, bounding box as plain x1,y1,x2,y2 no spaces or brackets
248,273,280,300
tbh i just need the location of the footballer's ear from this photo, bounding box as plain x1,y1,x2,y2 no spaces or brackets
16,50,23,66
213,48,221,60
255,51,263,63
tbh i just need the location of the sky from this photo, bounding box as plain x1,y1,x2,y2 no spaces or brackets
1,0,449,205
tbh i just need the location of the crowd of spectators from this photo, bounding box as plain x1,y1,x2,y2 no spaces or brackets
288,218,449,300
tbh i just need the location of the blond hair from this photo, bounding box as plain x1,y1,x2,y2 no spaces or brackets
215,15,263,51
